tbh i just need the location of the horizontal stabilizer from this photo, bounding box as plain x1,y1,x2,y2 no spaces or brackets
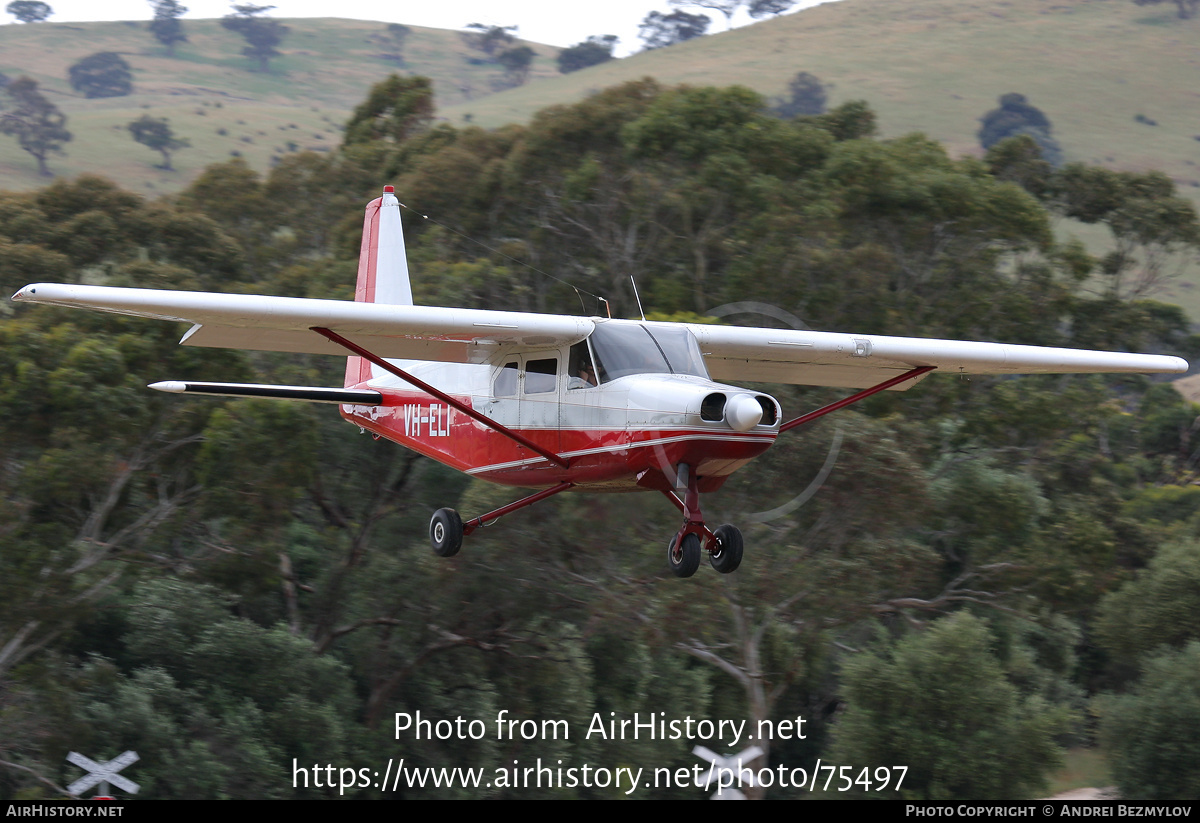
148,381,383,405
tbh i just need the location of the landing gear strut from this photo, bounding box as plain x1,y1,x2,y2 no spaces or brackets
427,482,574,557
663,464,743,578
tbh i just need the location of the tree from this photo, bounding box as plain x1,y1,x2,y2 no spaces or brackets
67,52,133,99
128,114,190,170
1100,642,1200,800
772,71,827,118
978,93,1062,167
0,76,70,176
1096,540,1200,673
557,35,617,74
670,0,742,30
749,0,797,17
638,10,710,50
148,0,188,56
375,22,410,65
461,23,516,58
496,45,534,88
830,613,1069,799
342,74,434,147
1132,0,1200,19
984,134,1054,199
5,1,51,23
221,4,289,73
1051,165,1200,299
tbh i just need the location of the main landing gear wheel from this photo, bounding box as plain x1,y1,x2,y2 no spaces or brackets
430,508,463,557
668,532,702,578
709,524,743,574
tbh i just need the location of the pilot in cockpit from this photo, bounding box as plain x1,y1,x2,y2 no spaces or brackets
568,342,597,389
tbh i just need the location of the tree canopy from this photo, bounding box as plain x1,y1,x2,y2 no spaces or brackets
638,10,710,49
749,0,797,17
147,0,188,56
5,0,51,23
68,52,134,99
978,93,1062,167
461,23,516,57
342,74,434,147
772,71,828,118
557,35,617,74
831,614,1069,799
220,3,289,73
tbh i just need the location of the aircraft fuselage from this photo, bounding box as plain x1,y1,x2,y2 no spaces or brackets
341,361,780,493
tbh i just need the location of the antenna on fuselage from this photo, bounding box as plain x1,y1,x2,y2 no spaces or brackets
630,275,646,321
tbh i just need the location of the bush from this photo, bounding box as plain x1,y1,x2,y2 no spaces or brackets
830,613,1068,799
1100,643,1200,800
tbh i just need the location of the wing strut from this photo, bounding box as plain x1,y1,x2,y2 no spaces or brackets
312,327,570,469
779,366,936,433
462,481,574,536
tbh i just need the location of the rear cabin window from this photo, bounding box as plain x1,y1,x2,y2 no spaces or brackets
524,358,558,394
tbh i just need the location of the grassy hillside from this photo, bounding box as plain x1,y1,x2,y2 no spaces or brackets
450,0,1200,178
5,3,1198,194
0,17,559,194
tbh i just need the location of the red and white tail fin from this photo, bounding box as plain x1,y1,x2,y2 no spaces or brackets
346,185,413,387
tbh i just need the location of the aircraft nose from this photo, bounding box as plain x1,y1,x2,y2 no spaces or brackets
726,394,764,431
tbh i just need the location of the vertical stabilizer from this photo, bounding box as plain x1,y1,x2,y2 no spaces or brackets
355,185,413,306
346,186,414,387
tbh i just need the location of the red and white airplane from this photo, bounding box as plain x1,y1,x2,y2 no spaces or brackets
11,187,1189,577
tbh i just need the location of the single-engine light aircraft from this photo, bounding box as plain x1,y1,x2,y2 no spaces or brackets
12,188,1189,577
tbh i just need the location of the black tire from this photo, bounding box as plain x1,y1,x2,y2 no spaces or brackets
668,532,701,578
709,524,743,574
430,508,463,557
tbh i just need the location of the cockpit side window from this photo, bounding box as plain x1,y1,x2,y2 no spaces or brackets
494,361,519,397
567,342,597,389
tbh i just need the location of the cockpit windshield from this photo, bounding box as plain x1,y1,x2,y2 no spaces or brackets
589,323,710,383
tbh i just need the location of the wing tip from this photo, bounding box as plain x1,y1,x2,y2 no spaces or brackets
148,381,187,393
10,283,38,302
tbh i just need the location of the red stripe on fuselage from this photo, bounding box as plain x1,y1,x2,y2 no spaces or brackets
339,387,776,490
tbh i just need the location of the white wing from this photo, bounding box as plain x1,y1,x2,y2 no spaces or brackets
11,283,1187,386
684,323,1188,390
11,283,593,363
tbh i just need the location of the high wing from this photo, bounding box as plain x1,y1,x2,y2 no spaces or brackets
10,283,593,363
10,283,1187,387
681,322,1189,390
